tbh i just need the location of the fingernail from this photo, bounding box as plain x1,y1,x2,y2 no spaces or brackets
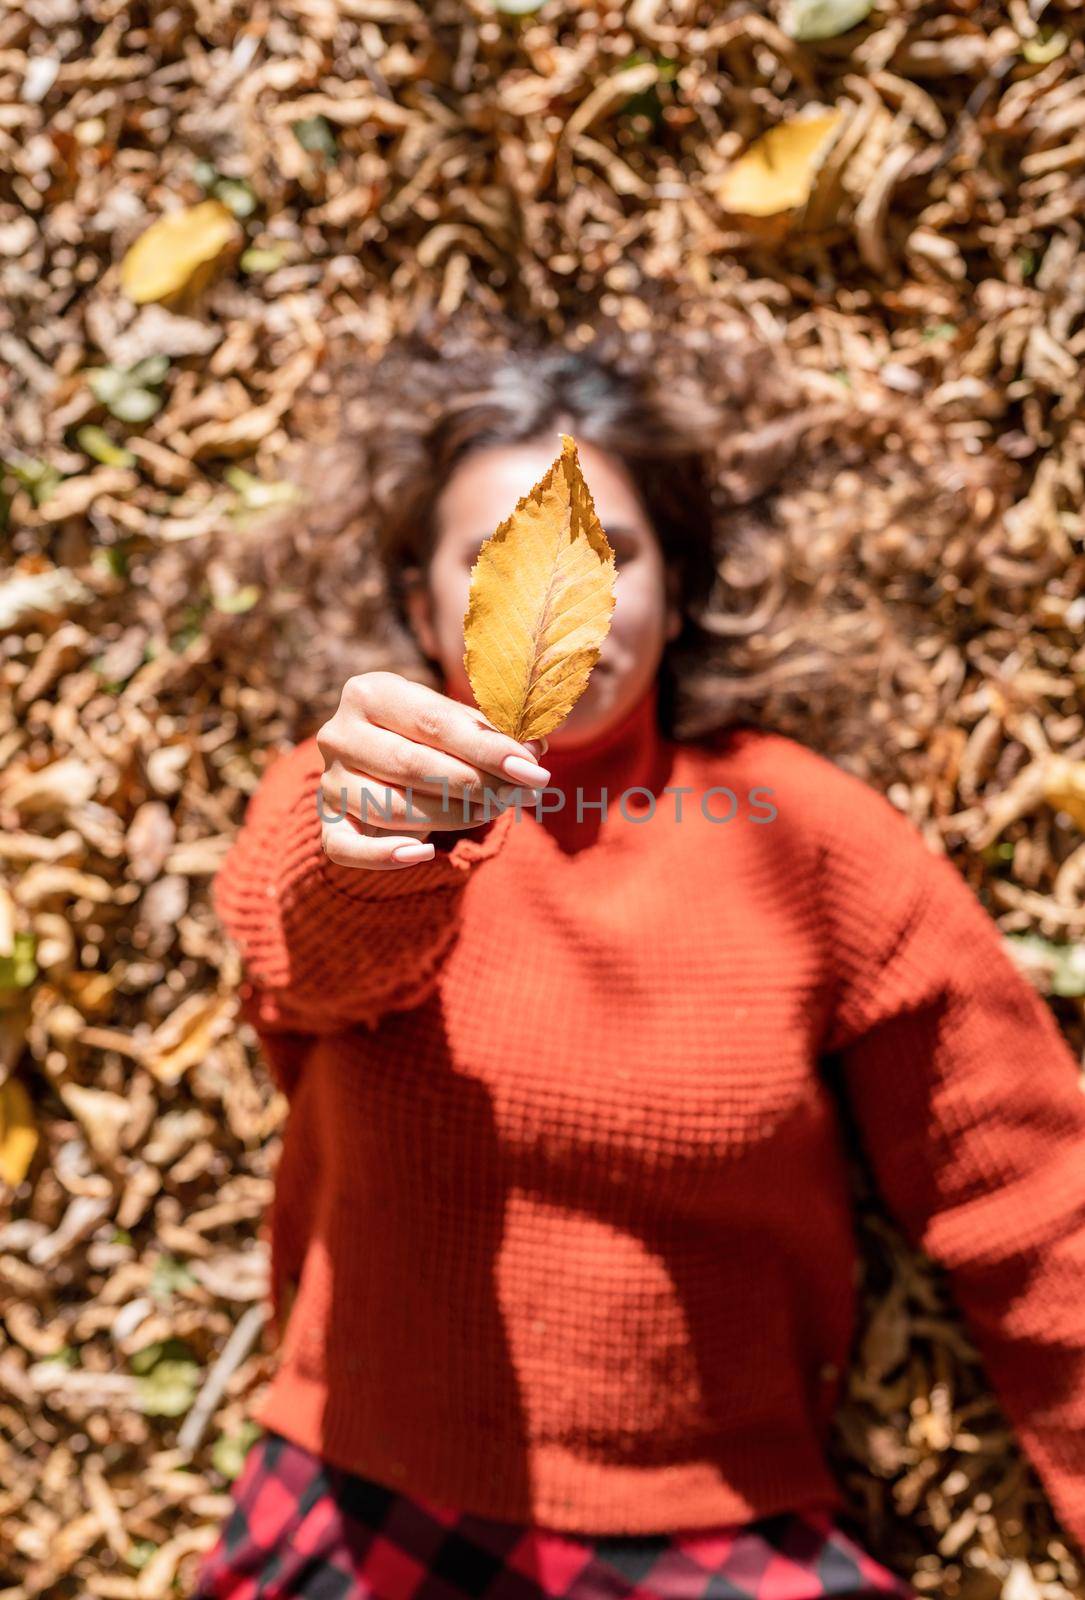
528,736,549,757
503,755,550,786
496,784,542,804
391,841,435,863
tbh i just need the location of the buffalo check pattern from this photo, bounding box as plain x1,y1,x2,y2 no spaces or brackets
191,1430,916,1600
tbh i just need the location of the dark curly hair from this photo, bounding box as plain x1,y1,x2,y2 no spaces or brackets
199,306,993,768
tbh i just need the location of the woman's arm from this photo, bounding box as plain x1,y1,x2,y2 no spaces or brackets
213,734,513,1043
818,778,1085,1558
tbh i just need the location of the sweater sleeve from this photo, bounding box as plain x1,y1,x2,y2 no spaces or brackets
212,734,514,1041
818,777,1085,1558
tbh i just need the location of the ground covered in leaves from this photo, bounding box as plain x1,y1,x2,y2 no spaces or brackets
3,1,1085,1596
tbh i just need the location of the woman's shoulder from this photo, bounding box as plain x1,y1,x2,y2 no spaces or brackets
675,722,935,861
677,725,963,972
676,720,870,799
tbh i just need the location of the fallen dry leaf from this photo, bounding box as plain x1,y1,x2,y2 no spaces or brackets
1042,758,1085,833
119,200,241,307
144,993,235,1085
717,108,846,218
0,1076,39,1187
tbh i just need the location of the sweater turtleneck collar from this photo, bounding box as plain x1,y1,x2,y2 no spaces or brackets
441,673,671,851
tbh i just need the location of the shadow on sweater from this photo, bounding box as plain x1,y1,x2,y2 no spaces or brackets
303,994,536,1534
282,990,863,1557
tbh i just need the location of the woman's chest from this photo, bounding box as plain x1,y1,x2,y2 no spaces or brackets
451,839,826,1154
316,823,837,1206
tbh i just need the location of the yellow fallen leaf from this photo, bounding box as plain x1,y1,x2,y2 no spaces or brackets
717,108,845,217
1043,757,1085,831
145,992,234,1084
0,1076,38,1187
462,433,616,743
120,200,240,306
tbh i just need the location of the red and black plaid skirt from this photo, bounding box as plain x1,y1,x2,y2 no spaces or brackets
191,1428,917,1599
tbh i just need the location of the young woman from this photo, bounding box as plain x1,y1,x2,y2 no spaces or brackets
193,338,1085,1599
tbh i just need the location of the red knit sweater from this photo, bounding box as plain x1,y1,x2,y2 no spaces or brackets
212,677,1085,1547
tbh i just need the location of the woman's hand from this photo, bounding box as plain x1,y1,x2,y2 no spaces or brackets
315,672,550,871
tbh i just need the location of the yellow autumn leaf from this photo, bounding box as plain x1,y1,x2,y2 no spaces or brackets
717,109,845,217
462,433,616,743
1043,757,1085,831
0,1077,38,1188
145,991,234,1084
120,200,241,305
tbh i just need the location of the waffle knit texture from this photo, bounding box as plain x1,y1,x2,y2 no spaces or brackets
212,676,1085,1548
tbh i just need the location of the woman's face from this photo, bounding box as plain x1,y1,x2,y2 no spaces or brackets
407,433,681,748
